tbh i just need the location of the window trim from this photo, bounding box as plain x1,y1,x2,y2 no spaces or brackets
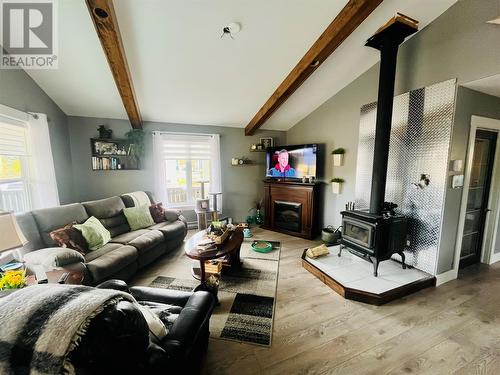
0,109,32,213
153,131,221,211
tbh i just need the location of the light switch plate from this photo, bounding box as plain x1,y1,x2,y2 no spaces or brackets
451,174,464,189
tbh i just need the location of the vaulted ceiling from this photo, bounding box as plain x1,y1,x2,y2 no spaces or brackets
26,0,457,130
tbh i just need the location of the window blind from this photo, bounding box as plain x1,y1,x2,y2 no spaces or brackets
0,122,27,156
159,133,213,159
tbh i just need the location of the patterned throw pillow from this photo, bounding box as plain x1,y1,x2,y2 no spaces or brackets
149,203,166,223
74,216,111,251
49,222,89,254
123,205,155,231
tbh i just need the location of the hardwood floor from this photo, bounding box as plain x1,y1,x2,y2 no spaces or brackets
131,228,500,375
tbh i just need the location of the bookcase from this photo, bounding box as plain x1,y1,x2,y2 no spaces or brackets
90,138,140,171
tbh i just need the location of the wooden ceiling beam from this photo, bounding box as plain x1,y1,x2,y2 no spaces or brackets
86,0,142,129
245,0,383,135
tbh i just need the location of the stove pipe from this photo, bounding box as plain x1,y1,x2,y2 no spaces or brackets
366,14,418,214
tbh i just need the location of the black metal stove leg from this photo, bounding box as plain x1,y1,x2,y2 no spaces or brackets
338,245,343,257
370,256,379,277
398,252,407,269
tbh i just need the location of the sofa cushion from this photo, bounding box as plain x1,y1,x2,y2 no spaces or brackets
83,197,130,237
74,216,111,251
31,203,89,247
128,230,164,254
85,244,137,282
111,230,150,245
149,203,166,223
49,222,89,254
85,242,124,262
123,205,155,231
149,221,186,239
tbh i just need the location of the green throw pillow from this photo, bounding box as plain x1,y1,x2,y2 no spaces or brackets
123,205,155,231
74,216,111,251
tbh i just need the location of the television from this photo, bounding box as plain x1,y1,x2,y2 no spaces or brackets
265,144,318,180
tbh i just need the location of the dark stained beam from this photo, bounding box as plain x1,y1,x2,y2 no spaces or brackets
86,0,142,129
245,0,383,135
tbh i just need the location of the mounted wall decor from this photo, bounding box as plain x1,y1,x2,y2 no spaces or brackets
259,137,274,150
331,148,345,166
330,178,344,194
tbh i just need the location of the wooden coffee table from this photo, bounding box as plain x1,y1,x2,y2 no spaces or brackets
184,228,244,284
26,269,85,286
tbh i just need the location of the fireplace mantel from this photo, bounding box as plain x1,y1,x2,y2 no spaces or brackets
262,179,321,239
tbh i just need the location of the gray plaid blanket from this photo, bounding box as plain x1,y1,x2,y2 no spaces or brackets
0,284,135,374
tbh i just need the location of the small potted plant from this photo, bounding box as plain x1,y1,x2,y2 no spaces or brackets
331,148,345,166
248,198,263,225
330,178,345,194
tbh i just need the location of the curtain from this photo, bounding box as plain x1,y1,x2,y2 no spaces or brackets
209,134,222,213
152,131,168,204
27,113,59,209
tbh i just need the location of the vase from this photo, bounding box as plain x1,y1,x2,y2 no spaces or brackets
333,154,344,166
255,209,263,225
331,182,342,194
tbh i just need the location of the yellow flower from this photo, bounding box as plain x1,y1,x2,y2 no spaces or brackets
0,269,26,289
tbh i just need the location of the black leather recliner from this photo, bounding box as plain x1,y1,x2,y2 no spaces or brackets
70,280,215,374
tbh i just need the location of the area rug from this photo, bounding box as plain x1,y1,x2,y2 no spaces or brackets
149,239,280,346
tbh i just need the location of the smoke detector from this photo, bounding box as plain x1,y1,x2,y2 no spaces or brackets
221,22,241,39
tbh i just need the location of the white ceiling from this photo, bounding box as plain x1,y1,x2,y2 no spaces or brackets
26,0,457,130
463,74,500,98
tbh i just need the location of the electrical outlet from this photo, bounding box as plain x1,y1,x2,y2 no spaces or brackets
406,239,411,247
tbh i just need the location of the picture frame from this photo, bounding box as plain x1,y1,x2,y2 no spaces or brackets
260,137,273,149
94,141,118,155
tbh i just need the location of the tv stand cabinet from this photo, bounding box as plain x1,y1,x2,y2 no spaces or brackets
262,179,321,239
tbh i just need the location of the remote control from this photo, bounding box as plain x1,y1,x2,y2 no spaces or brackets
33,265,48,284
58,272,70,284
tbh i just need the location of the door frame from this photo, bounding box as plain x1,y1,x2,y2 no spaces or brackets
451,116,500,278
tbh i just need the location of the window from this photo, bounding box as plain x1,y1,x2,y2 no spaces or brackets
0,122,31,213
0,105,59,212
153,132,221,209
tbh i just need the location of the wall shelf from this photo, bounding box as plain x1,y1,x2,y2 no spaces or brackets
90,138,140,171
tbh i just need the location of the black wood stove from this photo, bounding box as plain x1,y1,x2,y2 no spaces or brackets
341,204,408,277
340,14,418,277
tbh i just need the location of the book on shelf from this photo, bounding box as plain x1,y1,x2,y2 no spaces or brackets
92,156,120,170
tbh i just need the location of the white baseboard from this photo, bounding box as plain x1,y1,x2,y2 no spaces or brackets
436,269,458,286
489,251,500,264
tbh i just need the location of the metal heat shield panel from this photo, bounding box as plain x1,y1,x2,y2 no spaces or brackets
354,79,457,274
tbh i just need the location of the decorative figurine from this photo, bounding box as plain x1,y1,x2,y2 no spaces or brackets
97,125,112,139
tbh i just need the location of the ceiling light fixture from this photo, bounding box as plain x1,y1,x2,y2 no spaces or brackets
93,7,108,19
221,22,241,39
487,16,500,25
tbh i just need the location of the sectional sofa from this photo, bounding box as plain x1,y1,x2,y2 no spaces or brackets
16,191,188,285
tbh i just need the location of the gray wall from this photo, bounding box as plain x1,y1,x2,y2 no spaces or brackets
0,69,74,204
436,87,500,273
447,87,500,265
287,0,500,274
68,116,286,223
